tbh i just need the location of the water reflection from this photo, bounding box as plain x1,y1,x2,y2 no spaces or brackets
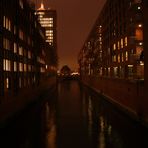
81,86,148,148
88,96,93,138
45,102,57,148
1,81,148,148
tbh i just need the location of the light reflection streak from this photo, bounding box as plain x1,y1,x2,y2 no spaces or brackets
88,96,93,138
45,102,57,148
98,116,105,148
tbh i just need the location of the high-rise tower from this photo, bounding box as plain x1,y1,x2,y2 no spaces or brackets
36,1,58,67
36,2,57,48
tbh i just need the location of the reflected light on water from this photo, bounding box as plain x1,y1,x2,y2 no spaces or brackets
99,116,106,148
88,96,93,138
45,102,57,148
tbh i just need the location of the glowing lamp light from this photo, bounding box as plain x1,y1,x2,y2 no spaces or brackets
138,24,142,27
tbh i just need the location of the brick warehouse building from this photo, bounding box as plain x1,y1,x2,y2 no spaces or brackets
0,0,57,123
78,0,148,126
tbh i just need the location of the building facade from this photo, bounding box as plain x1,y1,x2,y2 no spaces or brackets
0,0,56,105
78,0,147,125
36,3,58,68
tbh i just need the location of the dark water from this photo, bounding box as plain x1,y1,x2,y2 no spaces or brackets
0,80,148,148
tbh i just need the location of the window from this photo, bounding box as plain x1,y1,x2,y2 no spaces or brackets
128,65,133,78
19,63,23,72
121,38,123,48
136,28,143,40
19,0,24,9
3,38,10,50
19,46,23,56
14,43,17,53
24,64,27,72
6,78,9,89
113,67,118,77
113,43,116,50
3,59,11,71
28,51,32,59
125,51,128,61
19,29,24,40
14,62,17,72
3,16,11,31
14,25,16,34
125,37,127,46
118,55,120,63
117,41,120,50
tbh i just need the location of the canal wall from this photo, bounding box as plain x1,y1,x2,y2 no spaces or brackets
81,76,146,126
0,76,57,127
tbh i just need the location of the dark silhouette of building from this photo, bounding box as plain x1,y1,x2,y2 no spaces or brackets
0,0,57,124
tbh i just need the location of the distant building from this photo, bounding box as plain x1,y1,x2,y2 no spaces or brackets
35,2,58,68
78,0,148,125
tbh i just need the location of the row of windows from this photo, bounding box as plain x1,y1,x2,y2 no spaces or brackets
3,38,32,58
85,65,135,78
3,15,33,45
4,76,37,91
113,37,127,50
112,51,129,63
3,59,36,72
3,16,11,31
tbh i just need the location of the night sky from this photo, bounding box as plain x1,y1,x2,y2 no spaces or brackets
34,0,106,71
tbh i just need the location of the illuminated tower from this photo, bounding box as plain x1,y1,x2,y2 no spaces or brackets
36,1,57,49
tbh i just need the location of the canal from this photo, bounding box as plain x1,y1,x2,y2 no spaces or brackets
0,80,148,148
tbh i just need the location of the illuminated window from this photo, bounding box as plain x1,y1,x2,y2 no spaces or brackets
136,46,143,55
117,41,120,50
24,64,27,72
113,67,118,77
28,65,31,71
128,65,133,78
14,25,16,34
136,28,143,40
14,43,17,53
19,63,23,72
3,59,11,71
28,51,31,59
19,46,23,56
3,38,10,50
3,16,5,27
118,55,120,63
3,16,11,31
125,51,128,61
125,37,127,46
19,0,24,9
49,18,53,21
108,67,110,76
113,44,116,50
121,38,123,48
14,61,17,72
6,78,9,89
19,29,24,40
